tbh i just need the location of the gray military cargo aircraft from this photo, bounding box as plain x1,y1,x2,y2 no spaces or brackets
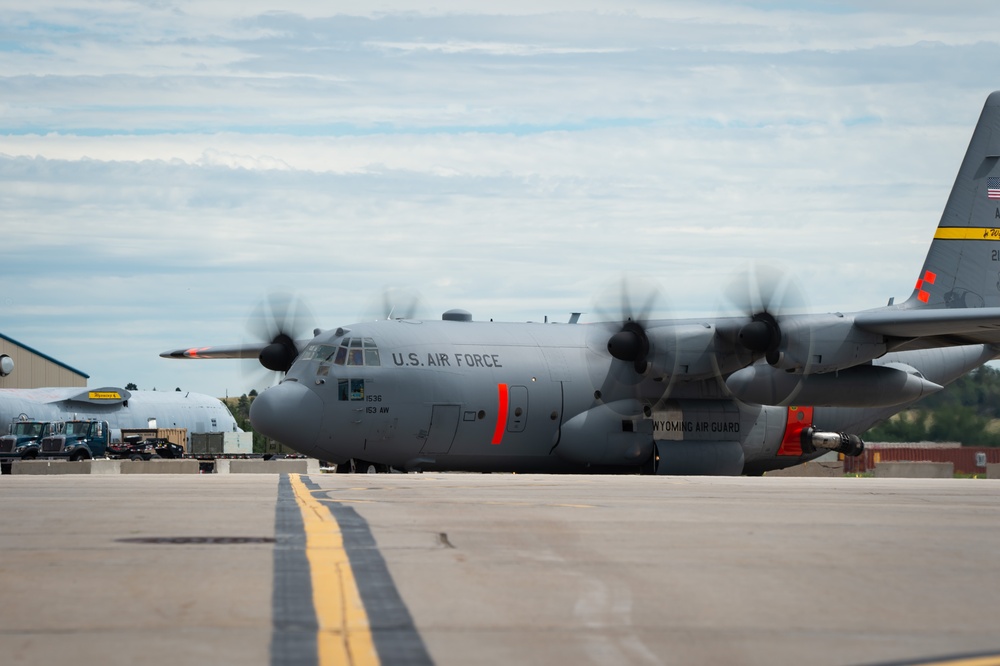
164,91,1000,475
0,387,240,448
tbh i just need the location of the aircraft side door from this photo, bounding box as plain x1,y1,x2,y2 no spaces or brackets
420,404,460,454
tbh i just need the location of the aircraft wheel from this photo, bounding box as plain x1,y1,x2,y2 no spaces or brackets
336,459,356,474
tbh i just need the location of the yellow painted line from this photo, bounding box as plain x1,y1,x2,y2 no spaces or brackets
917,655,1000,666
934,227,1000,241
288,474,379,666
916,657,1000,666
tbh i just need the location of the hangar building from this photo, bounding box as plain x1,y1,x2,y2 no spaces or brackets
0,332,89,389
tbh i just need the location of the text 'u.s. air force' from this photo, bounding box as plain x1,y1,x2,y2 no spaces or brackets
392,352,503,368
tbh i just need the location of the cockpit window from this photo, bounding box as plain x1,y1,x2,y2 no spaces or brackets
330,337,381,367
302,344,337,362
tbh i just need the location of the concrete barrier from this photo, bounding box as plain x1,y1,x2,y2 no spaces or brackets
215,459,320,474
987,463,1000,479
13,459,121,475
873,461,954,478
120,459,200,474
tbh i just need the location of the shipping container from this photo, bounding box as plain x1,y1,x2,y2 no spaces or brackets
189,431,252,455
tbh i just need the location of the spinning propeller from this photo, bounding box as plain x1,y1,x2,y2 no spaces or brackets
728,264,805,366
363,287,426,321
245,292,318,382
587,276,671,410
602,278,662,374
720,263,815,405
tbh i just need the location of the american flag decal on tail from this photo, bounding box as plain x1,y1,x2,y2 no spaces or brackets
988,176,1000,199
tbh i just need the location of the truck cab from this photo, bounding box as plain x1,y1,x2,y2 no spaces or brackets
40,420,116,461
0,420,54,460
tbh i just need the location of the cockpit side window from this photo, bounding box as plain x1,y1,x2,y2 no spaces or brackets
337,378,366,401
302,344,337,362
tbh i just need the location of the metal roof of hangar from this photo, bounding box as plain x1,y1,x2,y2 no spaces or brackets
0,332,90,379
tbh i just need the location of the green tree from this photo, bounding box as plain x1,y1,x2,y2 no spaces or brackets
866,410,928,442
865,366,1000,446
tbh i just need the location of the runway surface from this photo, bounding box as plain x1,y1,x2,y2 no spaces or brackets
1,473,998,666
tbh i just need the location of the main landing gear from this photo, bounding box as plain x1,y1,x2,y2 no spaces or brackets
334,458,392,474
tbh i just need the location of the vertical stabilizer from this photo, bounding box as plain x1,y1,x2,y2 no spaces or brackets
906,91,1000,309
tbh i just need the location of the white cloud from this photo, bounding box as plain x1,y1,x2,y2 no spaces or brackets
1,1,999,396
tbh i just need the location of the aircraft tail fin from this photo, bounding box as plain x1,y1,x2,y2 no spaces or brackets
906,91,1000,309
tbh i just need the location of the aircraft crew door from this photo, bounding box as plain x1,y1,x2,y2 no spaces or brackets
506,385,528,433
420,404,460,454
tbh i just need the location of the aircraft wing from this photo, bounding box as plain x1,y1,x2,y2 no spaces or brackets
855,307,1000,345
160,344,270,360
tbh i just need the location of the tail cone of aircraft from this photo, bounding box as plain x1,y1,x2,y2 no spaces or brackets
250,382,324,457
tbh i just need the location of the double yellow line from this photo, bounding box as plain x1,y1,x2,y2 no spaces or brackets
288,474,379,666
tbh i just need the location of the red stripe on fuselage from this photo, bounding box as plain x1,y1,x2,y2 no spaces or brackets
491,383,509,445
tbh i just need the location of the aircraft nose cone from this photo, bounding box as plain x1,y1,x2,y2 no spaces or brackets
250,381,323,455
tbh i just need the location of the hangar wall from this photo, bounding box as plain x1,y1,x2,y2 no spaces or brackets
0,333,88,389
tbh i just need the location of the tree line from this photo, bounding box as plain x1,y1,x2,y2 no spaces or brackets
865,365,1000,446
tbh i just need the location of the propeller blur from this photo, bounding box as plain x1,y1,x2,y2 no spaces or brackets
163,92,1000,475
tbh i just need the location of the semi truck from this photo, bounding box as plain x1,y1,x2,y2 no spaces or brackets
39,419,115,461
0,420,55,461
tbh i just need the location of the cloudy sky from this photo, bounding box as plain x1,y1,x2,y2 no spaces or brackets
3,1,1000,398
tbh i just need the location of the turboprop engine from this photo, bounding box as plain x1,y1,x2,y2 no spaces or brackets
738,313,888,373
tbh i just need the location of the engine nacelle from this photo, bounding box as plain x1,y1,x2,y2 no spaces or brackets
645,324,719,380
769,314,886,373
725,362,942,407
800,427,864,457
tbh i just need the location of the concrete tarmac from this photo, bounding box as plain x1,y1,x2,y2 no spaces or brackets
1,474,998,666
